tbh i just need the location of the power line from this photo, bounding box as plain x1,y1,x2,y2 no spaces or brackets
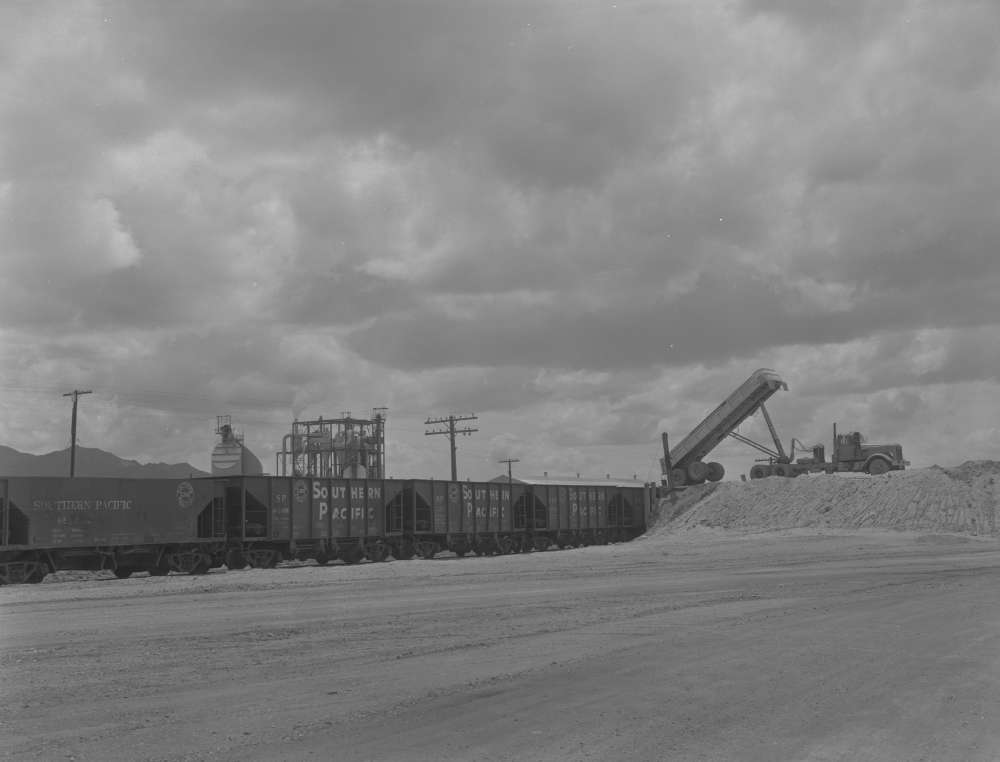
425,414,478,481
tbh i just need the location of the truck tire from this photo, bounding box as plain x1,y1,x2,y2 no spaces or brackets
706,462,725,482
686,461,709,483
867,457,890,476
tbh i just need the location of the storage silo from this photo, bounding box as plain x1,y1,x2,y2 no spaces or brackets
211,417,263,476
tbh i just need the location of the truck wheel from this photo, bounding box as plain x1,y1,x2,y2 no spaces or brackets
686,461,708,483
706,462,725,482
867,458,890,476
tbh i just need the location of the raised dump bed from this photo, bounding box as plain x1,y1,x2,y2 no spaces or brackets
667,368,787,486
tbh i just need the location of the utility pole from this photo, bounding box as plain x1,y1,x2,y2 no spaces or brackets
497,458,521,500
425,414,478,481
499,457,519,484
372,406,388,477
499,458,519,521
63,389,92,477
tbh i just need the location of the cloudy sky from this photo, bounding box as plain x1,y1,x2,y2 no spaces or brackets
2,0,999,482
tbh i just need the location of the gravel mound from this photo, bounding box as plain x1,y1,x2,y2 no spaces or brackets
654,461,1000,536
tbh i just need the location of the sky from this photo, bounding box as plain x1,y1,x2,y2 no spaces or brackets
2,0,999,483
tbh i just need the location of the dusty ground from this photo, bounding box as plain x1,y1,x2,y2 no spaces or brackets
3,524,1000,761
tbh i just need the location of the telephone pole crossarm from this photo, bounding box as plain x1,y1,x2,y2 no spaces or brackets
425,414,479,481
498,457,520,482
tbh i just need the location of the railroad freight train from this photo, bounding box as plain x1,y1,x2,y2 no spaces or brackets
0,475,651,584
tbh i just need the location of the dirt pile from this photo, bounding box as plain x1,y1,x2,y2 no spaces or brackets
654,461,1000,536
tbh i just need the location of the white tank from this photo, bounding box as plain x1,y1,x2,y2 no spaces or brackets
211,424,263,476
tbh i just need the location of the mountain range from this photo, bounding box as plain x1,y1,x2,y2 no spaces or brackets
0,445,209,479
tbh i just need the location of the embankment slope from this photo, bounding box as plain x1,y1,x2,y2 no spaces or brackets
654,461,1000,536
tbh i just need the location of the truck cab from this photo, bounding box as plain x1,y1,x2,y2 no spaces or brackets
833,431,906,475
834,431,864,464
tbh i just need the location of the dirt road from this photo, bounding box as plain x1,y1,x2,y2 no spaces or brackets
3,529,1000,761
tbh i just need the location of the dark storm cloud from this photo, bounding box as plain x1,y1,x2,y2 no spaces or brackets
3,0,1000,476
110,3,543,150
115,2,700,189
342,258,1000,373
741,0,889,32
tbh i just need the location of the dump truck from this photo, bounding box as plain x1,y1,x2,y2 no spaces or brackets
661,368,788,486
744,423,908,479
659,368,908,487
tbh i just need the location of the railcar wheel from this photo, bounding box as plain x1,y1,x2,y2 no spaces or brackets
25,563,49,584
394,541,416,561
167,550,212,574
225,549,247,570
416,541,439,560
341,546,364,565
244,549,282,569
474,538,497,556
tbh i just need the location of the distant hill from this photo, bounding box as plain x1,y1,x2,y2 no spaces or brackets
0,445,210,479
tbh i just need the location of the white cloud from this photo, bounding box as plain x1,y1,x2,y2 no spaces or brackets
1,0,999,480
80,196,142,269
